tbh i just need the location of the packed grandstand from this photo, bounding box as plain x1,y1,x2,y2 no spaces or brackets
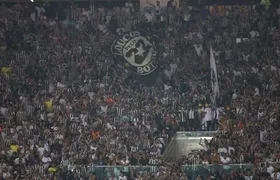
0,0,280,179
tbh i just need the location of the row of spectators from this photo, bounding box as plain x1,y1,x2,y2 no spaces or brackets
0,0,280,179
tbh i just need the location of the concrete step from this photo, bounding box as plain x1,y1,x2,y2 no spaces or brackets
163,131,217,160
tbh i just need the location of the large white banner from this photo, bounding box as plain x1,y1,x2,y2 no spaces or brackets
210,46,219,105
140,0,180,12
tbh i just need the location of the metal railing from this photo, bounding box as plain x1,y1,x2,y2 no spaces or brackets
176,131,217,138
182,164,254,179
64,164,255,179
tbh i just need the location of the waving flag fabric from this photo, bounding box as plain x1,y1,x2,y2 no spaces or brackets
210,46,219,105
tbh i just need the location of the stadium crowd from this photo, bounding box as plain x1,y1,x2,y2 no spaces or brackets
1,0,280,179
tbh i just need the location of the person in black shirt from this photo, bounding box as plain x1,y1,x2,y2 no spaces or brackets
138,155,149,165
61,169,75,180
13,163,25,180
51,140,63,153
130,154,138,165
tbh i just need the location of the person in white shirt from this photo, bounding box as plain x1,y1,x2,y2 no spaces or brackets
145,0,161,22
193,43,203,57
218,147,227,154
82,8,91,21
202,104,213,130
120,156,130,165
220,153,231,164
271,171,280,180
146,0,161,13
118,172,128,180
37,146,45,157
267,165,274,175
144,11,154,23
277,5,280,16
244,173,253,180
98,22,107,33
250,30,260,38
183,7,191,23
42,153,52,168
35,6,45,18
14,157,26,165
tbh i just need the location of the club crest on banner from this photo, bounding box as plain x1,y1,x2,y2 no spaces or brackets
111,30,159,75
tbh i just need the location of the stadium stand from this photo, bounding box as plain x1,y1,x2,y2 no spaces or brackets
1,0,280,179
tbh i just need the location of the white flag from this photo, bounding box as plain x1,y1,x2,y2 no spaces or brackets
210,46,219,105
